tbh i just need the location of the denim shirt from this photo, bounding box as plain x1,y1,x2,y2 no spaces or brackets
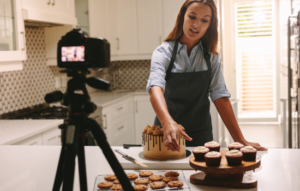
146,40,231,102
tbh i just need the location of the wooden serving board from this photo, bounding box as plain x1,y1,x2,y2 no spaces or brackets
189,150,261,189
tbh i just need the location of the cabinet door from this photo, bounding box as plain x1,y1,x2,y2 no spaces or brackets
0,0,26,68
42,127,61,145
137,0,163,54
21,0,50,13
162,0,185,39
134,95,156,144
107,0,138,55
50,0,75,18
13,133,43,145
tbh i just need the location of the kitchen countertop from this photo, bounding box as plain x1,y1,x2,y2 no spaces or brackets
0,120,63,145
0,146,299,191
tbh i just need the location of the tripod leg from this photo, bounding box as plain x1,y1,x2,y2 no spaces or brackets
62,145,76,191
88,118,134,191
52,146,65,191
77,133,88,191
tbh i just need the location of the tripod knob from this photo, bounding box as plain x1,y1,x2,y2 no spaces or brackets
84,101,97,114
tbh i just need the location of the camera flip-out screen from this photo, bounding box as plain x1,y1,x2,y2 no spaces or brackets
61,46,85,62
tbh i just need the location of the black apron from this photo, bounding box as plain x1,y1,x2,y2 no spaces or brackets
154,39,213,146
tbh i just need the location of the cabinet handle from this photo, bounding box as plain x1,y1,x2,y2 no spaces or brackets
117,38,119,50
21,32,25,51
47,0,51,5
103,115,107,129
136,101,138,113
117,107,123,111
118,126,124,130
52,0,55,5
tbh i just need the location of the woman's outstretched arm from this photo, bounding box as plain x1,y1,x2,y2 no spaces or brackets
214,97,268,151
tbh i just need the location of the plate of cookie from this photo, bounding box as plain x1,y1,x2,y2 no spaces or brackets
93,170,191,191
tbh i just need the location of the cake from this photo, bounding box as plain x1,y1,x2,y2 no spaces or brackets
228,142,244,151
142,125,186,160
204,141,220,152
240,146,257,161
225,149,243,166
192,146,209,161
204,151,222,166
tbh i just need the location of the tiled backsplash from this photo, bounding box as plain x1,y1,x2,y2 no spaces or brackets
0,27,151,115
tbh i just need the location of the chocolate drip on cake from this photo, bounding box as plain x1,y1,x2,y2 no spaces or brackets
147,134,149,150
179,135,181,145
153,136,154,147
159,136,161,151
142,134,145,145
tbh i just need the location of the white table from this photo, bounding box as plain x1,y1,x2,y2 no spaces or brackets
0,146,299,191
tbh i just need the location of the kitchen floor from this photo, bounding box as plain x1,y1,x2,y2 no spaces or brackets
239,123,284,148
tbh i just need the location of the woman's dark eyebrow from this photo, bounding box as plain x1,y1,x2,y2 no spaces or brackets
189,12,211,17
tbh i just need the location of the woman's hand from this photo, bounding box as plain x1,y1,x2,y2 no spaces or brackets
162,120,192,151
243,140,268,151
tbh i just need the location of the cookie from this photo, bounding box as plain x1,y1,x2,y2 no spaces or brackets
147,128,153,134
153,128,162,135
126,173,138,180
162,177,178,182
133,185,148,191
165,171,179,177
150,181,166,189
97,181,113,188
113,179,119,184
168,181,184,188
143,125,151,133
104,174,117,181
111,184,123,190
134,178,150,185
139,171,153,177
149,175,164,182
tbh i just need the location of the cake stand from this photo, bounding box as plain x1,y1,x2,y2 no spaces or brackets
189,150,261,188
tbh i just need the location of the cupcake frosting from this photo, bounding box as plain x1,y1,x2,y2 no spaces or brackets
226,149,243,157
204,141,220,147
241,146,257,153
193,146,209,153
205,151,221,158
229,142,244,147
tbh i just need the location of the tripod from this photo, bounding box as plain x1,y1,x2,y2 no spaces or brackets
45,69,134,191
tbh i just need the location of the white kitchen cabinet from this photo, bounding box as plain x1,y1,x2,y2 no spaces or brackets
13,133,43,145
0,0,26,71
137,0,163,54
162,0,185,40
134,95,156,145
42,127,61,145
13,126,61,146
21,0,77,25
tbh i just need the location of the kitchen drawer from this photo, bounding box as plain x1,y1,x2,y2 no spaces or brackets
111,114,132,143
111,100,130,119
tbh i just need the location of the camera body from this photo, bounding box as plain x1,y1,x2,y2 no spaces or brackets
57,28,110,69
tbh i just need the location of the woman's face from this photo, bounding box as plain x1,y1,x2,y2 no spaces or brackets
182,2,212,43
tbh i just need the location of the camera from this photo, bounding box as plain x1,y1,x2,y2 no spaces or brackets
57,28,110,69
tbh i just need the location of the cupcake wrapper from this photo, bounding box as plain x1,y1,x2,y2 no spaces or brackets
242,152,257,161
193,152,207,161
226,156,242,166
228,147,242,151
205,156,222,166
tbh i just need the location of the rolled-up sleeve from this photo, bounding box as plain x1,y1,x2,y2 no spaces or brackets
209,53,231,102
146,44,171,93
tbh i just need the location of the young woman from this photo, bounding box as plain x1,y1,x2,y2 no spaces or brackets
146,0,267,151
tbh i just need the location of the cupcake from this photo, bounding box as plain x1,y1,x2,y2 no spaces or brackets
193,146,210,161
204,151,222,166
228,142,244,151
225,149,243,166
204,141,220,152
240,146,257,161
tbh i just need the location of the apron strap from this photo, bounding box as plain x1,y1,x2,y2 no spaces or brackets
165,39,179,81
202,43,212,86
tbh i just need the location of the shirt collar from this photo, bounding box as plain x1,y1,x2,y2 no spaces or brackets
177,40,203,53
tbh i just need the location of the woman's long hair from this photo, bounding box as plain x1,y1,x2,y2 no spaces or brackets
164,0,219,55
